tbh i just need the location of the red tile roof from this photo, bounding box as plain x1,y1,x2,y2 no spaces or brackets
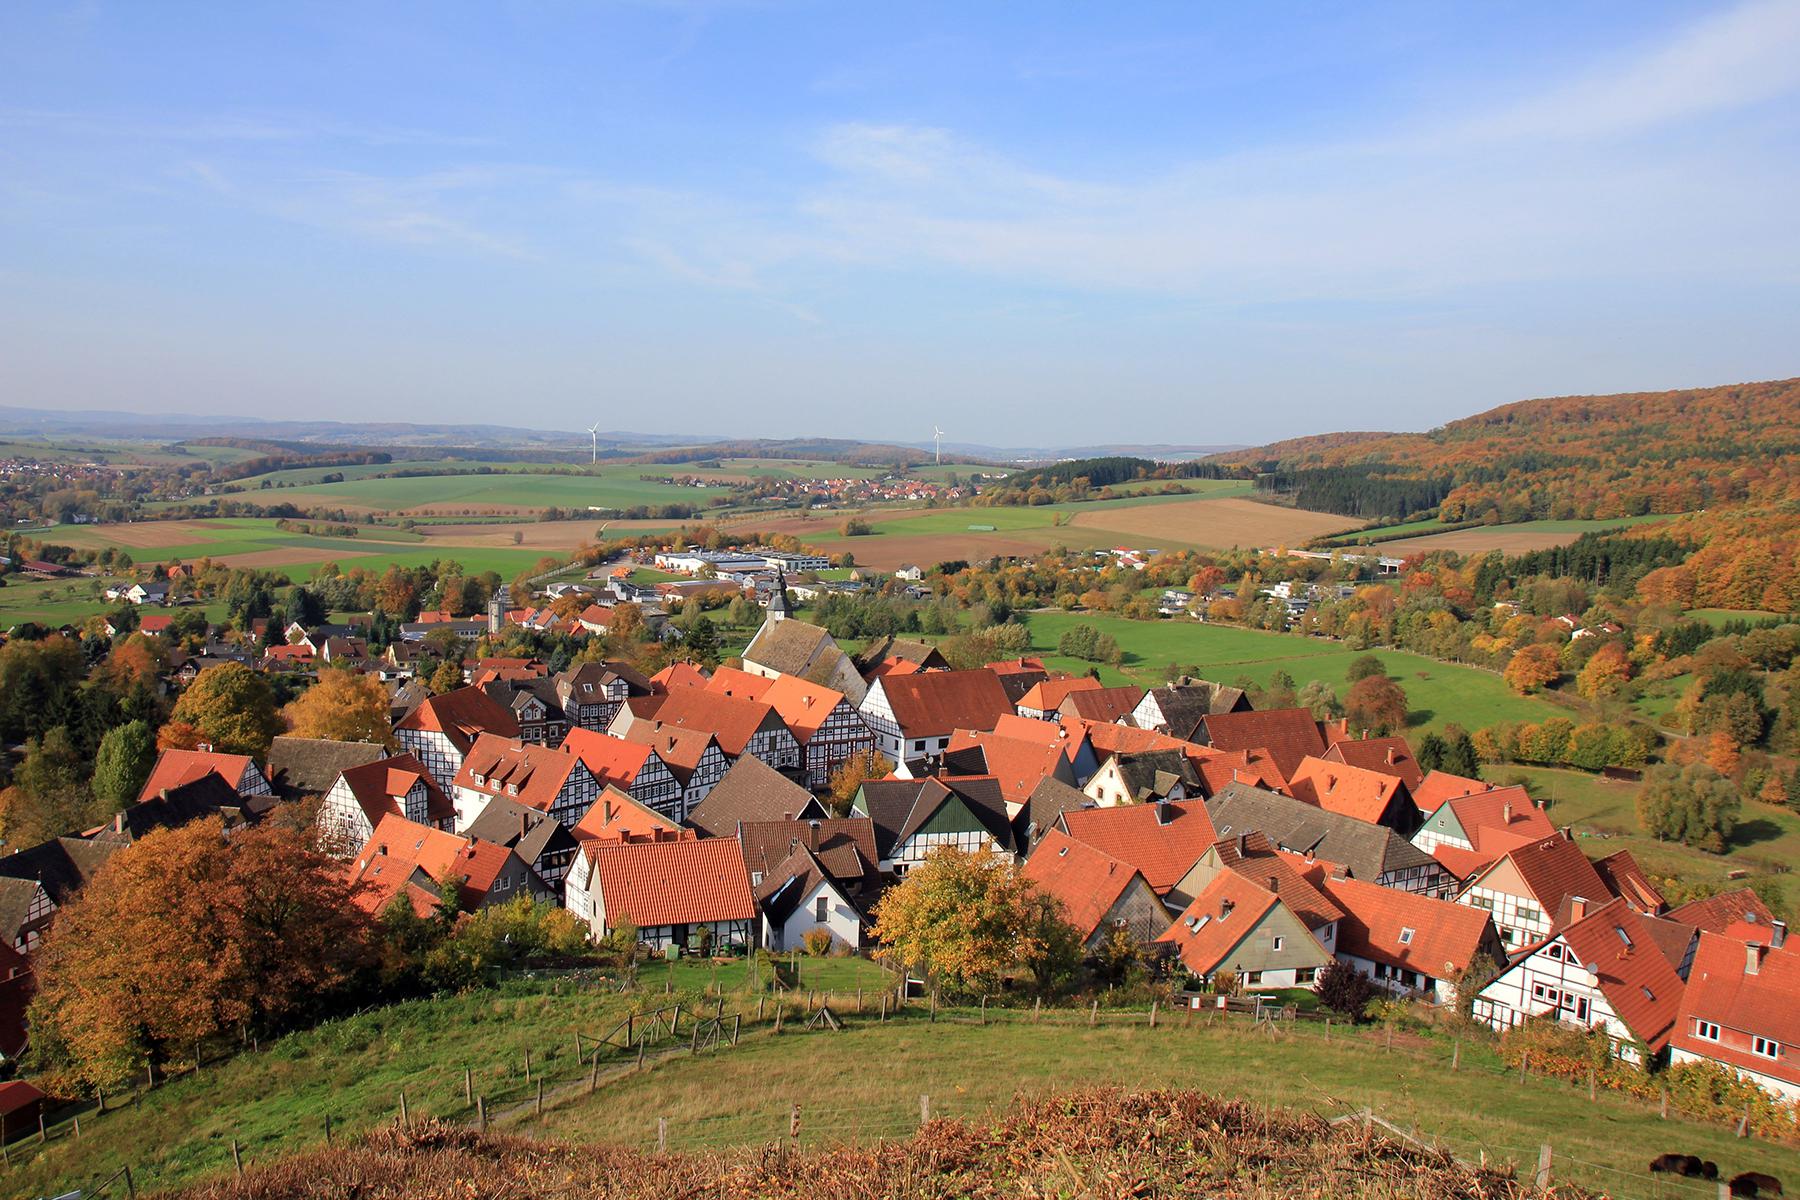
1021,829,1147,942
651,662,711,692
1672,931,1800,1086
1320,737,1424,791
396,686,521,754
1156,873,1280,976
348,814,514,915
710,667,853,746
1314,871,1499,982
1410,771,1490,813
1666,889,1778,941
876,669,1015,739
1555,897,1686,1053
1443,787,1555,853
561,727,655,789
638,686,778,758
1194,749,1285,796
335,753,453,826
1197,708,1335,781
944,727,1074,808
1059,799,1217,895
1591,849,1666,914
452,735,585,815
1060,685,1145,724
572,785,692,845
1285,756,1409,826
1208,831,1343,932
1016,676,1102,713
590,838,756,928
618,722,718,783
1475,834,1608,921
137,748,258,804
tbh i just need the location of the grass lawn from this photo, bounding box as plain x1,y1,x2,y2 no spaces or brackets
1631,671,1694,728
1015,612,1568,736
1688,608,1787,627
533,1011,1795,1192
1492,764,1800,916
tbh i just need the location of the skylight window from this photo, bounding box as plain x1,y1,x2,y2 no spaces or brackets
1615,926,1633,947
1398,927,1415,945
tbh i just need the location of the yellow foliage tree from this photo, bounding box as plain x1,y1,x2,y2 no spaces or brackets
281,668,395,747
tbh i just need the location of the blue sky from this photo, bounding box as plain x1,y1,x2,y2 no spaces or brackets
2,1,1797,447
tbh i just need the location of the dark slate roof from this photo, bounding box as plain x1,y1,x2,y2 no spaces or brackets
756,845,867,924
1205,781,1438,883
1142,678,1251,739
463,795,576,867
0,835,127,942
852,635,950,675
738,817,882,902
685,756,825,839
116,773,265,839
1109,749,1202,801
267,735,388,800
1021,776,1093,850
856,776,1016,861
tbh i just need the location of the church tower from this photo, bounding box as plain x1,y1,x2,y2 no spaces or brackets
488,583,510,634
765,570,791,622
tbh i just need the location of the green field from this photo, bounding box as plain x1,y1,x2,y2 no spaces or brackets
1013,611,1568,735
1688,608,1787,627
1325,513,1674,548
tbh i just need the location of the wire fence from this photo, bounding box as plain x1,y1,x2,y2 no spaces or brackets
11,985,1793,1198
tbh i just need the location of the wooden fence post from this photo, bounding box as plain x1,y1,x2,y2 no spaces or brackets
399,1090,409,1127
1384,1025,1392,1053
1736,1102,1751,1137
1535,1143,1552,1190
477,1096,487,1132
524,1048,532,1084
637,1041,647,1069
231,1139,242,1177
124,1165,136,1198
38,1113,46,1143
73,1114,82,1139
1149,1000,1158,1029
1325,1017,1331,1040
1034,996,1041,1022
930,990,937,1022
774,1003,783,1034
1090,1000,1098,1026
1451,1040,1459,1071
658,1117,667,1151
980,995,987,1025
880,992,888,1021
920,1094,930,1125
856,987,863,1013
1519,1051,1530,1084
465,1066,473,1104
324,1114,332,1147
758,997,765,1021
1587,1065,1597,1102
1659,1088,1669,1119
789,1102,800,1149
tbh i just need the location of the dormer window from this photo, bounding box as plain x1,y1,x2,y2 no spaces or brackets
1695,1021,1721,1042
472,774,485,785
1753,1036,1781,1060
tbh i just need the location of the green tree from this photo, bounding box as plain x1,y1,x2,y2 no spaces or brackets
1346,654,1387,683
7,726,91,844
168,662,280,759
92,720,156,812
682,616,722,669
1297,679,1343,721
1636,762,1741,853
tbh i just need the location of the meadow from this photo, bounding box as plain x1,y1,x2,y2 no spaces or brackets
1011,611,1568,736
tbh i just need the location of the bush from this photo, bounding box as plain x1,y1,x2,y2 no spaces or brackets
802,928,834,957
1314,960,1376,1020
1636,762,1741,852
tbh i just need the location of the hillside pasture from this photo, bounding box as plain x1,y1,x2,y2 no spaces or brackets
1067,495,1363,551
1374,515,1674,557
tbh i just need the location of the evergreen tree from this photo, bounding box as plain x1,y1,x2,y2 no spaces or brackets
92,720,156,813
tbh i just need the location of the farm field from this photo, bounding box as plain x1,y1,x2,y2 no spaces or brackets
1014,611,1566,736
207,469,722,517
42,518,551,580
1068,495,1363,551
1371,515,1673,557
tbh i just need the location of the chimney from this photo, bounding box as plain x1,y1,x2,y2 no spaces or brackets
1267,875,1280,894
114,811,126,834
1155,799,1173,826
1221,898,1235,918
807,820,821,853
1773,920,1789,951
1236,833,1248,857
1747,942,1764,975
1385,748,1397,765
519,811,529,842
1568,895,1587,922
1502,802,1513,823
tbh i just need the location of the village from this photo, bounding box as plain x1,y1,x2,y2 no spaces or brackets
0,535,1793,1192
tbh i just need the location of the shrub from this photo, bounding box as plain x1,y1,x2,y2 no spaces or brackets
1314,960,1376,1020
802,928,834,957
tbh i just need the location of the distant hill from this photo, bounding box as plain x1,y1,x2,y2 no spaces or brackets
1219,377,1800,525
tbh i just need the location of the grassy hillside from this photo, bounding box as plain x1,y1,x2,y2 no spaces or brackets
18,976,1795,1199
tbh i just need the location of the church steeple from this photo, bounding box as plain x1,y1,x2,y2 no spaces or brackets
766,569,791,622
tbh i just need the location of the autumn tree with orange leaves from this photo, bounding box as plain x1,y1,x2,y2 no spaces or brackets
1504,644,1561,694
28,817,373,1091
281,667,394,747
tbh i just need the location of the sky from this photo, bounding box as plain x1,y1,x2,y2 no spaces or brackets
2,1,1798,448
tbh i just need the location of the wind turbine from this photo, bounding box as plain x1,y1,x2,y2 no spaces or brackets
933,426,945,465
586,422,602,465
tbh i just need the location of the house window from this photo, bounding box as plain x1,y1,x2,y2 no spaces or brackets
1695,1021,1721,1042
1469,895,1494,911
1517,905,1541,924
1753,1036,1780,1060
912,740,925,752
1272,936,1284,952
815,896,828,923
1545,944,1563,961
1398,927,1415,945
1245,971,1262,985
1296,968,1317,984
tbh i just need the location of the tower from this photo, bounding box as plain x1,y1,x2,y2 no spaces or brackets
766,570,791,622
488,584,510,635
